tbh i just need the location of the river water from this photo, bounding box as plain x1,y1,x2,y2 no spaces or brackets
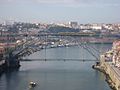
0,44,112,90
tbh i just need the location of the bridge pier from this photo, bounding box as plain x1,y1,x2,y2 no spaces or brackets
5,52,21,69
0,60,7,74
0,59,20,74
6,59,20,69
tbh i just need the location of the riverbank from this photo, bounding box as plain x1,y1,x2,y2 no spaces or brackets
93,55,120,90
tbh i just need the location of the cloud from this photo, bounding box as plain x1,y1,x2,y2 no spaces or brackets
34,0,75,4
33,0,120,7
0,0,120,3
0,0,120,7
34,0,120,4
0,0,74,4
0,0,17,4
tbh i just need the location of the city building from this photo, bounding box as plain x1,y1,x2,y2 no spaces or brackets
80,24,92,30
91,24,102,30
69,22,78,28
0,47,5,61
112,40,120,67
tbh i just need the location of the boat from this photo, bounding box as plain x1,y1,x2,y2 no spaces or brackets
29,81,37,88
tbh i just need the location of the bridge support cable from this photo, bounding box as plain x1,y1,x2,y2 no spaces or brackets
44,33,47,61
84,43,101,54
73,39,99,61
83,43,100,59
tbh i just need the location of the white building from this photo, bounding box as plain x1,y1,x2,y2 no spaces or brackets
91,24,102,30
80,24,92,30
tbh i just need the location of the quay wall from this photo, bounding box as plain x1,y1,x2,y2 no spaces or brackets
100,55,120,90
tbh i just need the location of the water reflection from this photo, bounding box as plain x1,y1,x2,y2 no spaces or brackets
0,44,112,90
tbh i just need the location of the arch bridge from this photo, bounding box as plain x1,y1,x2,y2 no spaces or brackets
5,34,111,68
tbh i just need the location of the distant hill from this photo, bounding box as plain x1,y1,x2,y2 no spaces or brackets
48,26,80,33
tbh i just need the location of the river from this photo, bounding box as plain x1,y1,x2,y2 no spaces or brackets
0,44,112,90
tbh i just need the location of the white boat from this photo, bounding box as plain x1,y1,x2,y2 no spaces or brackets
29,81,37,88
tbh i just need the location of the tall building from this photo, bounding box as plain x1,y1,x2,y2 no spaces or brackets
69,22,78,28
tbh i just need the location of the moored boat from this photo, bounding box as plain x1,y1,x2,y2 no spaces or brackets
29,81,37,88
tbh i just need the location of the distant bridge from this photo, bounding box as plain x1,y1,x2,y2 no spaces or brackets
4,33,110,68
21,59,98,62
10,37,101,62
37,32,98,37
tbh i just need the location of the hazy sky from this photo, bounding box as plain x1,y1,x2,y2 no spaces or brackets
0,0,120,23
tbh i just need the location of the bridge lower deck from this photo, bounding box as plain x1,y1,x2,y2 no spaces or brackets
21,59,99,62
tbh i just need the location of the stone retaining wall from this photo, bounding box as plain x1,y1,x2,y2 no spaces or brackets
100,55,120,90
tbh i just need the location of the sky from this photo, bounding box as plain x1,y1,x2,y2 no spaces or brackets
0,0,120,23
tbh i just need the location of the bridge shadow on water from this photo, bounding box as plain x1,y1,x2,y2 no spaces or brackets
0,67,20,77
